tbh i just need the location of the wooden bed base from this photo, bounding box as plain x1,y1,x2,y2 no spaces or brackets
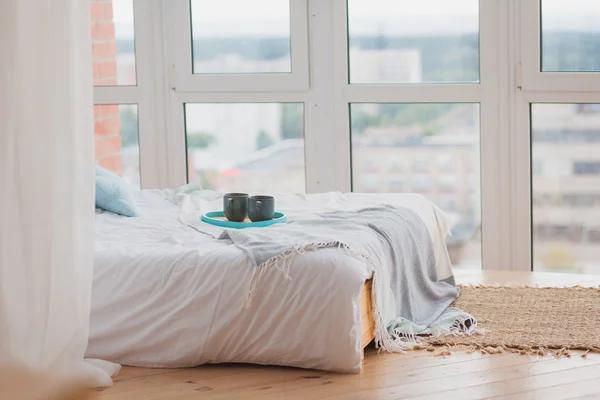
359,278,375,359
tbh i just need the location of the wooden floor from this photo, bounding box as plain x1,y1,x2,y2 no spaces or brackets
97,271,600,400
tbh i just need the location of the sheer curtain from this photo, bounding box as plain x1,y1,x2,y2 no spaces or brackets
0,0,118,387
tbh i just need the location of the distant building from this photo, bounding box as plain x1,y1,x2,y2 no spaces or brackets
532,103,600,244
352,135,479,221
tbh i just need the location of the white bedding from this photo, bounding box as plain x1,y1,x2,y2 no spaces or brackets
87,189,452,373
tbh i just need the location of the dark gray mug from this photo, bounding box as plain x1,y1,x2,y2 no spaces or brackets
248,195,275,222
223,193,248,222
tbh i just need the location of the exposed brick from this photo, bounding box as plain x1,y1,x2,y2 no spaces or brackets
91,22,115,39
105,76,118,86
98,154,123,175
93,104,120,119
95,135,122,158
103,105,120,116
93,63,101,81
104,4,113,20
92,0,123,175
107,41,117,57
94,115,120,137
91,3,108,21
94,105,103,120
92,42,109,58
98,61,117,79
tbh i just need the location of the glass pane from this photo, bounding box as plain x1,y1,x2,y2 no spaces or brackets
94,104,140,188
347,0,479,84
351,103,481,269
91,0,136,86
532,104,600,274
185,103,305,193
190,0,291,74
541,0,600,72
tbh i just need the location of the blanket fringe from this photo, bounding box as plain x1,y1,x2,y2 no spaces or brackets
243,241,480,353
429,316,486,338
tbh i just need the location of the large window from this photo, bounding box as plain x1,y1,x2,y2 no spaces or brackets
99,0,600,273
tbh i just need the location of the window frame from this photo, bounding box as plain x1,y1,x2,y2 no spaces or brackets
103,0,600,273
514,0,600,272
335,0,510,271
161,0,509,271
167,0,310,92
93,0,177,189
520,0,600,92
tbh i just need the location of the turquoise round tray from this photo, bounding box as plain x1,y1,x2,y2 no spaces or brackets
201,211,287,229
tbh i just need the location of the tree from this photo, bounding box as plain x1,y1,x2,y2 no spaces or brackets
280,104,304,139
256,130,274,150
187,131,217,148
423,128,437,137
350,109,380,136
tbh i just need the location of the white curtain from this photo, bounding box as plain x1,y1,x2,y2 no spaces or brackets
0,0,118,387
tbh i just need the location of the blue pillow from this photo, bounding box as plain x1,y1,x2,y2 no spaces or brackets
95,166,140,217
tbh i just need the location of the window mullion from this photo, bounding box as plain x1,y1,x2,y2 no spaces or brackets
304,0,349,193
135,0,186,189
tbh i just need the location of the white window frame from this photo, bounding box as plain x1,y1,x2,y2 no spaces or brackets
329,0,512,271
520,0,600,92
512,0,600,271
108,0,600,272
167,0,309,92
158,0,512,271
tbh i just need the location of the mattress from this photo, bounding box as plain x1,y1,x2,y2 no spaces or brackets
87,189,451,373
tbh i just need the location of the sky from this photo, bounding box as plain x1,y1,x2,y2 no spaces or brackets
111,0,600,38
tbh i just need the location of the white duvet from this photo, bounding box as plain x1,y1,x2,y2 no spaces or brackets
87,188,453,373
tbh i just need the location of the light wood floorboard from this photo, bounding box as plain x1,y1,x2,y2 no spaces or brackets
96,270,600,399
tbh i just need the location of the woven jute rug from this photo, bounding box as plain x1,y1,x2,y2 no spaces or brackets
423,285,600,357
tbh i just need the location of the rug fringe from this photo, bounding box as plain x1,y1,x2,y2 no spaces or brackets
459,283,600,291
422,344,600,358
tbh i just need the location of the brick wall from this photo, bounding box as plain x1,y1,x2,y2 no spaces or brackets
91,0,122,175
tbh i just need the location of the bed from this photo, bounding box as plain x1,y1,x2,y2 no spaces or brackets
87,188,452,373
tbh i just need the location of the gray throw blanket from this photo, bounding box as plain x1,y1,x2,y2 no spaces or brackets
219,205,478,352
